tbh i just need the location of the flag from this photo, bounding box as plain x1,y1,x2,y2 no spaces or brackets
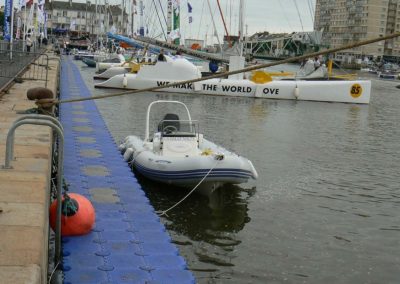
69,20,76,31
37,5,45,24
168,28,180,40
18,0,25,10
187,2,192,24
44,12,47,37
16,17,21,38
3,0,13,41
26,5,34,31
172,0,180,10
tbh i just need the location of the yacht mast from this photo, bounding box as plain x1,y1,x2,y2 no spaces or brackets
131,0,135,36
95,0,98,44
238,0,244,56
121,0,124,33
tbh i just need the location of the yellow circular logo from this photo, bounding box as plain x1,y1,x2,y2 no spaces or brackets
350,84,363,98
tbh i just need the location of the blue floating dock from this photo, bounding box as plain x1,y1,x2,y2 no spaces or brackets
59,57,195,283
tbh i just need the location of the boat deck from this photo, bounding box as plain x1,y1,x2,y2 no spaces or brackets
60,56,194,283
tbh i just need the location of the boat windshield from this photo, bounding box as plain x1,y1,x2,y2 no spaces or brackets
159,120,198,137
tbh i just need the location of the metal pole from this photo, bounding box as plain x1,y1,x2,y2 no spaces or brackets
10,0,15,60
131,0,134,36
23,4,27,52
121,0,124,33
95,0,98,41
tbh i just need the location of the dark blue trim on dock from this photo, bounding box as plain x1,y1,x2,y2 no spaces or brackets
60,56,195,283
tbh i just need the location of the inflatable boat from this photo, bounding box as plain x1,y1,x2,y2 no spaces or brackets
119,100,258,191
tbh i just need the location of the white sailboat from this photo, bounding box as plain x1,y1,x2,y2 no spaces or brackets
95,53,371,104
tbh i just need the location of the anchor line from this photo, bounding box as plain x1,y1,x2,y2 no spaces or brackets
157,158,222,216
46,33,400,106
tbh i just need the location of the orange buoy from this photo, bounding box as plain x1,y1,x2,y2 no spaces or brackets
49,193,95,236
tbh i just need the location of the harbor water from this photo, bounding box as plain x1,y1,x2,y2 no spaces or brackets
77,61,400,283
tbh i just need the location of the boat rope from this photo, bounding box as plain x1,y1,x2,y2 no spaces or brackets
197,0,206,40
292,0,304,32
152,0,167,41
157,0,168,27
277,0,294,32
307,0,315,27
47,261,60,284
38,32,400,108
157,156,223,217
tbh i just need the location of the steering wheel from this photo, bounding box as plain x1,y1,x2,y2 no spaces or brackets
163,125,178,134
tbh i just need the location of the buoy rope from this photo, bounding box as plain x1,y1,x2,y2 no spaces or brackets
157,157,222,217
48,261,60,284
38,32,400,107
62,193,78,216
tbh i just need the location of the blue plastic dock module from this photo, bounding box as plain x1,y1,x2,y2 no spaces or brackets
59,57,195,284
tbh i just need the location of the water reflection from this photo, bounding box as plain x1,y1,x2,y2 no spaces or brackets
135,173,252,269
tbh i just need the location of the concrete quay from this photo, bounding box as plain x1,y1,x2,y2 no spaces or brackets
0,54,59,284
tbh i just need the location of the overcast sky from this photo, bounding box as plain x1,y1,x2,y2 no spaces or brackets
1,0,316,43
144,0,316,42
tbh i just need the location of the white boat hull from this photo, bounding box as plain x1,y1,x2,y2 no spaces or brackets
97,62,124,72
96,73,371,104
378,72,399,80
94,66,130,79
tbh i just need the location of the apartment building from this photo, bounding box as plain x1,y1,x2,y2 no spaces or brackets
315,0,400,61
19,1,129,36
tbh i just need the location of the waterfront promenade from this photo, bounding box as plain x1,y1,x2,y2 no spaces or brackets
0,54,59,283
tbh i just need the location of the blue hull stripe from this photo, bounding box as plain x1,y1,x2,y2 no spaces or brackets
133,161,254,180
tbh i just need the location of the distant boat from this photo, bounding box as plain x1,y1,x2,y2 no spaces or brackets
119,100,258,191
82,57,96,68
378,71,399,80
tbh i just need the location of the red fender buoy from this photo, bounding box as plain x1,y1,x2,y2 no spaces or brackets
49,193,95,236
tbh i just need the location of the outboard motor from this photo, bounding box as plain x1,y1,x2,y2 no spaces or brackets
158,113,180,133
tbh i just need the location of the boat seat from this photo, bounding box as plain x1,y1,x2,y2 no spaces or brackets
158,113,180,134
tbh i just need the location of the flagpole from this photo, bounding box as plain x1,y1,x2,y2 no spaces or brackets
10,0,15,60
23,3,27,51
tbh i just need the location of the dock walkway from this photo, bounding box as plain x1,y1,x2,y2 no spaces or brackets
60,56,194,283
0,54,59,283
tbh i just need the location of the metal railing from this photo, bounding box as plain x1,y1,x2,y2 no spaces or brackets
0,40,49,92
1,114,64,267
